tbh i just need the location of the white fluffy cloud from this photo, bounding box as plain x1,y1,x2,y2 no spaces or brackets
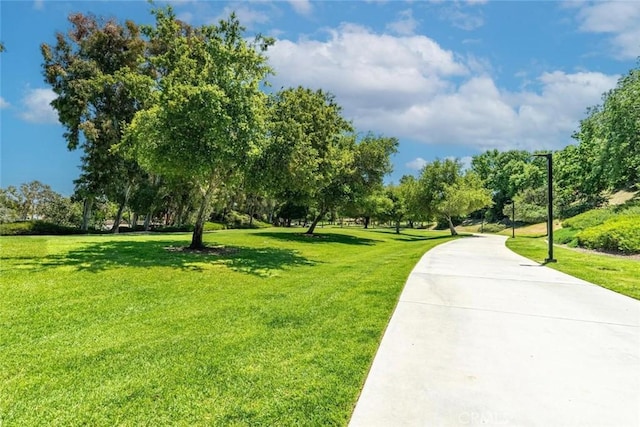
441,4,484,31
269,23,467,108
386,9,419,36
268,24,619,152
288,0,312,16
406,157,428,170
215,5,270,27
19,88,58,124
0,97,9,109
575,0,640,59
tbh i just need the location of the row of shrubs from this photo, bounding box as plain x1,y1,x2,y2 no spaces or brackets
575,215,640,254
0,221,85,236
0,213,272,236
555,199,640,254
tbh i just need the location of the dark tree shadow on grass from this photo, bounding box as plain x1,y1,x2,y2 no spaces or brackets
366,229,458,243
222,246,317,277
389,234,459,243
15,239,315,277
256,231,379,245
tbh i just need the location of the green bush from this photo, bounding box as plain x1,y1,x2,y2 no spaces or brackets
150,219,266,234
251,219,272,229
576,215,640,254
562,208,616,230
553,228,578,247
224,211,271,229
152,224,194,233
204,221,226,231
479,223,506,233
619,202,640,216
0,221,82,236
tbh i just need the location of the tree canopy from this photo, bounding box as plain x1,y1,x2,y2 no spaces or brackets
122,7,273,248
41,12,148,232
30,7,639,239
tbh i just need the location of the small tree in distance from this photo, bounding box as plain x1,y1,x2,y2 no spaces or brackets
418,158,492,235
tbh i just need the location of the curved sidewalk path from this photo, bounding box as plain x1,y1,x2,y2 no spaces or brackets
350,234,640,426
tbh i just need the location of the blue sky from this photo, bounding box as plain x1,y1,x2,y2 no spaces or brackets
1,0,639,195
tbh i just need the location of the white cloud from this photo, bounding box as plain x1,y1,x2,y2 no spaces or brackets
176,11,194,23
269,23,467,109
372,71,618,152
386,9,419,36
440,5,484,31
268,25,620,153
288,0,312,16
447,155,473,170
33,0,44,10
215,5,270,28
19,88,58,124
0,97,9,109
575,1,640,59
406,157,428,170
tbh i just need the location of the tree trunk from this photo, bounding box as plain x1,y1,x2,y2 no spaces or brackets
144,212,152,231
132,212,139,230
111,202,125,234
191,220,204,249
111,186,132,234
364,216,370,229
171,204,184,226
395,220,400,234
248,197,255,226
306,209,326,235
81,197,93,232
190,181,214,250
447,216,458,236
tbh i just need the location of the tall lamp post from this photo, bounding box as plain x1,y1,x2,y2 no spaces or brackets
505,199,515,238
533,153,556,263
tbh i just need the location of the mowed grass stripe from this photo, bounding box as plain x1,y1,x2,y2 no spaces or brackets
0,228,455,425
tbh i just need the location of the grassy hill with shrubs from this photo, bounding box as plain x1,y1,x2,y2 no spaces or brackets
555,197,640,254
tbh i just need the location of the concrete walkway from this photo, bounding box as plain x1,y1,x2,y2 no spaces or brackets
349,234,640,426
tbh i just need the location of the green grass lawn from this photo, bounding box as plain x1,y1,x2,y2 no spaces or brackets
0,227,455,426
506,236,640,300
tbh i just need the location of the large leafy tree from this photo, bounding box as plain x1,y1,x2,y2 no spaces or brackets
554,63,640,214
574,65,640,190
554,137,607,216
383,185,406,234
265,87,353,234
266,87,399,234
343,189,392,229
123,7,273,249
42,13,148,232
416,158,460,222
398,174,430,227
504,186,548,224
471,149,545,221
